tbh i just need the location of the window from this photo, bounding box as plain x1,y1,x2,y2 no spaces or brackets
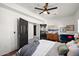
78,20,79,32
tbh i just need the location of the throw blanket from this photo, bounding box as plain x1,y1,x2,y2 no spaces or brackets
16,40,39,56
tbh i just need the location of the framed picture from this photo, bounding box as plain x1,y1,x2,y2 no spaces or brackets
60,27,66,32
66,25,74,31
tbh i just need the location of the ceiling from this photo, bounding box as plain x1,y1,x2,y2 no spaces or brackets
17,3,79,19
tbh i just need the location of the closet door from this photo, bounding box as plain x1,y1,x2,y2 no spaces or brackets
18,18,28,48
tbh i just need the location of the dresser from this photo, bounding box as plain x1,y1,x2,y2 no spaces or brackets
47,33,59,42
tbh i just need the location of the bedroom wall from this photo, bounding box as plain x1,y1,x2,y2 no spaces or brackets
45,16,76,34
0,7,42,55
73,8,79,33
45,16,75,27
28,22,34,40
36,24,40,39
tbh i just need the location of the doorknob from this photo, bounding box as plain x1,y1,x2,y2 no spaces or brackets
14,32,16,34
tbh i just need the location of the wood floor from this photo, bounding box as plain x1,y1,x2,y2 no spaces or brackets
3,50,17,56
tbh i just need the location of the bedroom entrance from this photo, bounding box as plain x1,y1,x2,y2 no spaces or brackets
18,18,28,48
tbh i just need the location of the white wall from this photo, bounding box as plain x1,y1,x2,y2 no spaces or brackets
73,9,79,33
0,7,42,55
45,16,76,34
28,22,34,39
36,24,40,39
1,3,45,24
45,16,75,27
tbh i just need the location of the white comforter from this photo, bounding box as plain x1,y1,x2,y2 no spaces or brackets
32,40,57,56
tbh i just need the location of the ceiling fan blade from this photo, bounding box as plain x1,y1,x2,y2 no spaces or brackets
39,11,44,14
48,7,58,10
35,7,43,10
47,12,50,14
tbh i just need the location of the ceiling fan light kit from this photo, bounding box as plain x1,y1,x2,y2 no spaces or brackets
43,11,47,14
34,3,58,14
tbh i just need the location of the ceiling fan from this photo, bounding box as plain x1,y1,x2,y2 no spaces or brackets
34,3,58,14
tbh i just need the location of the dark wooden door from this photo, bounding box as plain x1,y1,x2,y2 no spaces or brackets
18,18,28,48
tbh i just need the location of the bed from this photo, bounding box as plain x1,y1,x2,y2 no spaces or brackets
16,39,69,56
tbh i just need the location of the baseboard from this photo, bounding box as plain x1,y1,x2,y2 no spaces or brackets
2,49,18,56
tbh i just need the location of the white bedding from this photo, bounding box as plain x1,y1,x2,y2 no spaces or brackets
32,40,56,56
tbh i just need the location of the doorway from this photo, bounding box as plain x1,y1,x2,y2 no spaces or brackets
18,18,28,48
34,25,36,36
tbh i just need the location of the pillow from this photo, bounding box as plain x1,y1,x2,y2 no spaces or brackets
67,48,79,56
66,40,79,56
66,40,75,48
75,39,79,43
57,45,69,56
28,37,39,44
